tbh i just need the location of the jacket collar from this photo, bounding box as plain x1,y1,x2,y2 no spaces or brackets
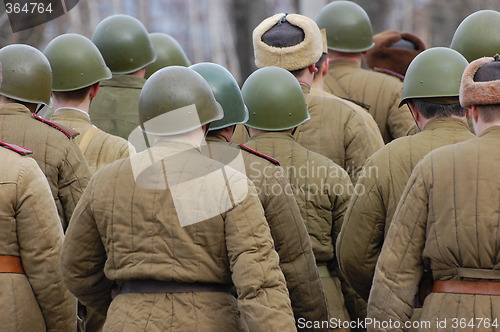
248,131,295,142
52,107,91,123
479,125,500,138
206,133,228,143
0,103,32,116
422,117,469,132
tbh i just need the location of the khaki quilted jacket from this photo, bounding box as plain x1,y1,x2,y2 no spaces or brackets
0,103,91,230
324,60,414,143
368,126,500,331
51,108,135,174
245,132,353,326
338,117,474,300
62,140,296,332
0,147,76,332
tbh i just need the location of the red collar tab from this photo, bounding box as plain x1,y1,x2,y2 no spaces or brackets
238,144,280,166
32,113,77,138
0,141,33,155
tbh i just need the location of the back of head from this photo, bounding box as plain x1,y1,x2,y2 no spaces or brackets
44,33,112,91
139,66,223,136
145,33,191,79
315,1,374,52
92,14,156,74
242,66,309,131
400,47,469,107
189,62,248,131
253,13,323,71
365,30,426,76
450,10,500,62
0,44,52,105
460,55,500,109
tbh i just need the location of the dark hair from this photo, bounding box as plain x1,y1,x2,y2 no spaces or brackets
411,99,466,118
53,85,93,103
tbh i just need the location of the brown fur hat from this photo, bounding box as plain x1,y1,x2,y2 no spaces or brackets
253,13,323,71
364,29,426,76
460,56,500,108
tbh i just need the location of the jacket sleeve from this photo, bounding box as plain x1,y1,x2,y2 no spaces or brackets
58,139,91,231
225,178,297,332
61,175,114,317
261,166,328,328
17,157,77,332
337,157,386,301
367,163,427,329
343,109,380,183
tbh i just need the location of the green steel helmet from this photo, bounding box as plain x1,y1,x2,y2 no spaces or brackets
145,33,191,79
189,62,248,131
139,66,223,136
450,10,500,62
0,44,52,105
242,66,309,131
92,14,156,74
400,47,469,106
315,1,374,52
44,33,112,91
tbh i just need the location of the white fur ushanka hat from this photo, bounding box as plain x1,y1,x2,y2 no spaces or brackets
253,13,323,71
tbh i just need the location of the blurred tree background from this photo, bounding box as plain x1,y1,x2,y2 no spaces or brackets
0,0,499,83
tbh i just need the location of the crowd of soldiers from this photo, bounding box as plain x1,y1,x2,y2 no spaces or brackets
1,1,499,331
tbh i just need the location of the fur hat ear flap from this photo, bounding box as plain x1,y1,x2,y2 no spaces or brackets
460,56,500,108
375,30,401,48
365,29,426,77
401,32,426,51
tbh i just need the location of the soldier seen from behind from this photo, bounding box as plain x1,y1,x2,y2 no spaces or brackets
337,47,474,302
0,44,91,231
90,14,156,139
316,1,415,143
368,54,500,332
61,66,296,332
192,62,329,331
253,12,380,184
242,66,354,332
44,33,135,176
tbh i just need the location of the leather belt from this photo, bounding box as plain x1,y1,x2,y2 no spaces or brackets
118,279,232,296
0,255,24,274
433,280,500,296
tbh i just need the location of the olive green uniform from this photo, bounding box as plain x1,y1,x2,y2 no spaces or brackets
51,108,134,174
89,75,145,139
368,126,500,330
245,132,352,331
0,103,91,230
205,134,329,330
296,85,380,183
338,118,474,300
62,142,296,332
0,144,76,332
324,60,415,143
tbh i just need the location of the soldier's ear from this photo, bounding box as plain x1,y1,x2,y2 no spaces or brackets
407,100,420,122
89,83,100,100
470,105,479,123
